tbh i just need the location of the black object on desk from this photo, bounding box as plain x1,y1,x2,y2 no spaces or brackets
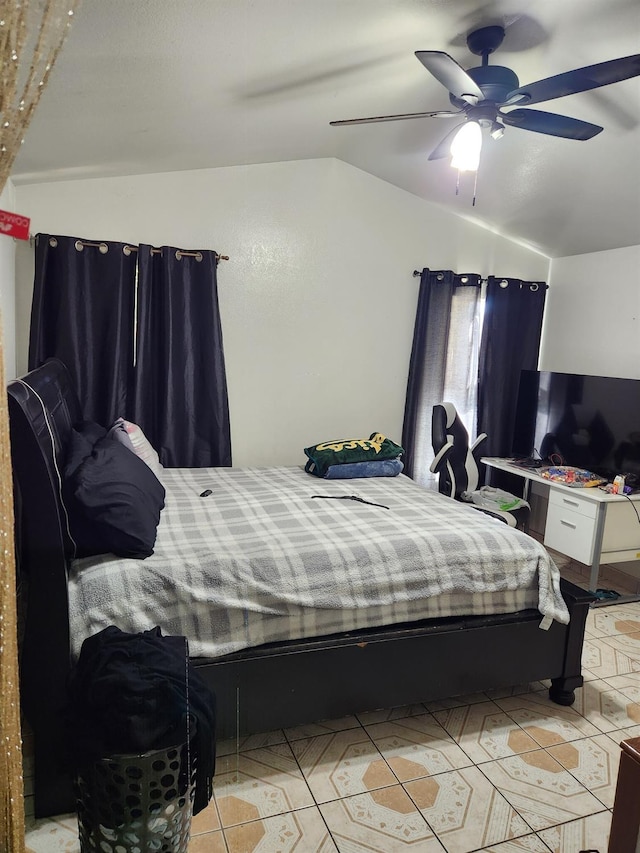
512,457,545,469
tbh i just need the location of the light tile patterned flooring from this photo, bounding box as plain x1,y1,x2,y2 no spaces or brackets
23,596,640,852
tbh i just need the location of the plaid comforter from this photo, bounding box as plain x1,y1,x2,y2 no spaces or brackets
68,467,569,659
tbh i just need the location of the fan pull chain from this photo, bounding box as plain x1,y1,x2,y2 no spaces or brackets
473,170,478,206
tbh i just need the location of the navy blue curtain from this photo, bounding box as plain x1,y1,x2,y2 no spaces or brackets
133,246,232,468
29,234,137,426
477,275,547,459
29,234,232,468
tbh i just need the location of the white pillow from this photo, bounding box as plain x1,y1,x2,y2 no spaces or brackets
110,418,163,479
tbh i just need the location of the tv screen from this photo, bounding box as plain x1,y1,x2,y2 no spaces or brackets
512,370,640,480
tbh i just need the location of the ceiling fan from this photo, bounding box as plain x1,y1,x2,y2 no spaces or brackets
330,26,640,165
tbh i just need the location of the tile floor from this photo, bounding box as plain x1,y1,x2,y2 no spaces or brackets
22,592,640,852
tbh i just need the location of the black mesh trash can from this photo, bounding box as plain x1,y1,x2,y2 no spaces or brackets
75,741,196,853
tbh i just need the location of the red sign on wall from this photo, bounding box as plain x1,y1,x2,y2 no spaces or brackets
0,208,30,240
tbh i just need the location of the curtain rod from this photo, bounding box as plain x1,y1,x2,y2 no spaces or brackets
412,269,484,283
412,270,547,289
122,243,229,262
27,235,229,262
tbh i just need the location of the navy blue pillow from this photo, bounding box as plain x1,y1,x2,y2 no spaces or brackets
64,425,165,559
64,421,107,478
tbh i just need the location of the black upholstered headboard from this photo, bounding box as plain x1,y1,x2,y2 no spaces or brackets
8,358,84,705
8,358,82,561
8,359,86,815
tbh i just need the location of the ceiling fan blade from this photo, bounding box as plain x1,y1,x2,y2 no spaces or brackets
415,51,484,103
501,108,603,140
428,122,467,160
330,110,462,126
505,54,640,106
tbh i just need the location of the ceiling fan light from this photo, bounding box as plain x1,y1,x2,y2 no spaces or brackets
450,121,482,171
490,120,505,140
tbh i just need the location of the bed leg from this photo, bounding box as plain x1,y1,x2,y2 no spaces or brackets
548,680,576,706
548,580,594,707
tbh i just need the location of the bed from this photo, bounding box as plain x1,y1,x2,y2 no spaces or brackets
8,358,593,818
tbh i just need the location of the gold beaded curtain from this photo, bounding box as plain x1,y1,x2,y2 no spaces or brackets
0,2,79,850
0,0,78,188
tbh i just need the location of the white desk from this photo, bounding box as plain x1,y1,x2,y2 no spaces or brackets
482,457,640,593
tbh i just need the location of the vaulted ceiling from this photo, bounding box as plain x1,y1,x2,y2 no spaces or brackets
12,0,640,258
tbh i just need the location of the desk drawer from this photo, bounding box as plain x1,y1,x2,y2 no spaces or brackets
548,489,598,520
544,503,597,565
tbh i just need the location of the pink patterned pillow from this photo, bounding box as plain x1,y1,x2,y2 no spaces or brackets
109,418,163,479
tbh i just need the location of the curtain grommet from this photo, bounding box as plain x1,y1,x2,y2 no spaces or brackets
499,280,509,288
530,283,539,292
48,237,57,248
75,240,108,253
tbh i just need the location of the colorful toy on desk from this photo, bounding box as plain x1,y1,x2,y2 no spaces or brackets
540,466,606,488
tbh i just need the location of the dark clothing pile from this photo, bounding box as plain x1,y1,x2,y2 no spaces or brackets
67,625,216,815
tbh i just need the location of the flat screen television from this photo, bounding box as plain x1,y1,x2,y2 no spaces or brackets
512,370,640,481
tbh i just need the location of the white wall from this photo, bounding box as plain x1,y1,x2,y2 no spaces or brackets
0,180,16,381
15,158,550,466
537,244,640,581
541,245,640,379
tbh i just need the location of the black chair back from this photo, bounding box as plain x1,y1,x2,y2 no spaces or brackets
431,403,485,498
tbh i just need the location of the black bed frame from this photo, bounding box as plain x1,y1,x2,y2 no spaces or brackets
8,358,594,818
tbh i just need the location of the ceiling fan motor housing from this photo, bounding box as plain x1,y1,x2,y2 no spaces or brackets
450,65,520,108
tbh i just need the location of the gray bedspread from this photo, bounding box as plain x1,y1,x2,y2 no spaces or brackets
68,467,569,659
